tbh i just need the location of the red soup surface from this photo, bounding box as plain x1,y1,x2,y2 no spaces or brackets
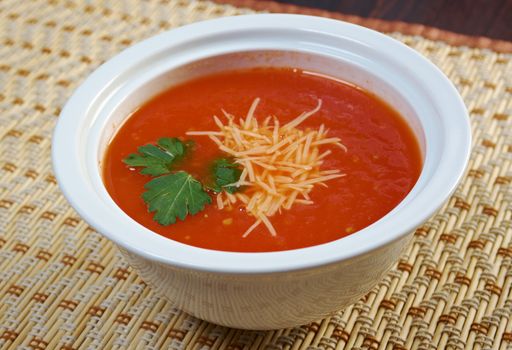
103,67,422,252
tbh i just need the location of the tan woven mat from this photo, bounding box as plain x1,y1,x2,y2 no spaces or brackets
1,0,511,349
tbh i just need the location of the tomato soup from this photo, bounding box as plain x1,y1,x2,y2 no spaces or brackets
103,67,422,252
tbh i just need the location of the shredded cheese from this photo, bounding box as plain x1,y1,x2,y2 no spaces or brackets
187,98,346,237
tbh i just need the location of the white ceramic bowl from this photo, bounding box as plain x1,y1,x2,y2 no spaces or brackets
52,14,471,329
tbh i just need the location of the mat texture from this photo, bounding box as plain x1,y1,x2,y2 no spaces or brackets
1,0,511,349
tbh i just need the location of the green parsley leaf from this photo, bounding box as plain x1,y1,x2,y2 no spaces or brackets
142,171,212,225
123,137,189,176
209,158,242,194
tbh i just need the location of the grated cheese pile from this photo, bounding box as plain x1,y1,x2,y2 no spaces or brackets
187,98,346,237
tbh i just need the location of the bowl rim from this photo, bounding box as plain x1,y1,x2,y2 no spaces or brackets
52,14,471,274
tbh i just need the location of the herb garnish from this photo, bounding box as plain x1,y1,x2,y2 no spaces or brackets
143,171,211,225
209,158,242,194
123,137,189,176
123,138,241,226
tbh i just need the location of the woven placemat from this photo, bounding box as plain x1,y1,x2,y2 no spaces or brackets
0,0,511,349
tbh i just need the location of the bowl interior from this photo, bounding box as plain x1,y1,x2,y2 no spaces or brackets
97,50,427,164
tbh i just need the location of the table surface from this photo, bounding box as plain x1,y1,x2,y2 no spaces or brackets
274,0,512,41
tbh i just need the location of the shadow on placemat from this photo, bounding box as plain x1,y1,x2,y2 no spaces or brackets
0,0,511,349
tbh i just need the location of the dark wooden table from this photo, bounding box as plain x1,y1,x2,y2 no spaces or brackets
274,0,512,41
